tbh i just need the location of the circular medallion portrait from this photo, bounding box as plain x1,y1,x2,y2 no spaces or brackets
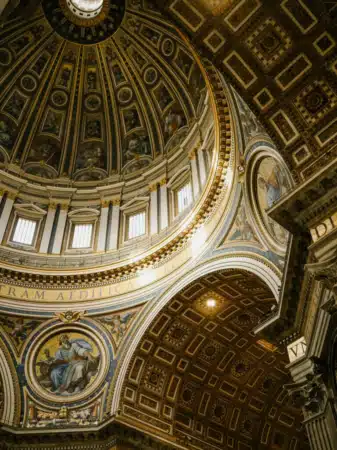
27,325,108,402
256,157,290,246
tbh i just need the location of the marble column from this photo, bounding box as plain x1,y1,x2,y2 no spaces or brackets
160,178,168,231
197,147,207,187
97,201,109,252
51,204,68,254
107,200,120,250
189,150,200,198
0,192,15,243
39,203,57,253
150,184,158,235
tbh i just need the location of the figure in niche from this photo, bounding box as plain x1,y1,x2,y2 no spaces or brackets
124,133,151,162
112,64,125,84
0,120,12,147
86,119,101,139
76,145,104,169
106,47,116,62
164,109,185,139
4,92,25,120
124,109,141,132
142,27,160,45
36,334,100,396
59,67,72,88
156,85,173,111
176,50,193,77
42,111,61,135
87,71,97,90
32,54,48,76
132,51,146,69
28,142,59,168
10,35,30,54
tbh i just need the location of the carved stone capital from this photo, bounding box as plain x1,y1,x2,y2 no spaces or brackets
149,183,157,192
188,149,196,160
307,252,337,290
112,198,121,207
285,372,327,418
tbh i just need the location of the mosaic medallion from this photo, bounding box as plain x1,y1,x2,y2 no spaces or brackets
26,324,109,403
117,87,133,105
85,94,102,111
51,90,69,108
20,74,38,93
161,38,175,57
0,48,12,66
144,66,158,86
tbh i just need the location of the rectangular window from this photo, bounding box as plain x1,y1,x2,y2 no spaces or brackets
12,218,37,245
72,223,93,248
177,182,192,214
128,211,146,240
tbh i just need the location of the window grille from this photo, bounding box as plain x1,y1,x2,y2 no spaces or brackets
72,223,93,248
12,218,37,245
128,211,146,239
177,182,192,214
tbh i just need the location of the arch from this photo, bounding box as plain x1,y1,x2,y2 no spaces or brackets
0,337,20,426
111,252,281,414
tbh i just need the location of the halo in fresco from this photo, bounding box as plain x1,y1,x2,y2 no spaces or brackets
256,157,290,246
34,331,101,397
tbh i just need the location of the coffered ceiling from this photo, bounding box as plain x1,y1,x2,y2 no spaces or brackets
155,0,337,184
120,269,309,449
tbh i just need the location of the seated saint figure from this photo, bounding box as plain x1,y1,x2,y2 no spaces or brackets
50,334,95,395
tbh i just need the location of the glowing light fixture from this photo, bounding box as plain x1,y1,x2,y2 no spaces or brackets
206,298,217,308
67,0,104,19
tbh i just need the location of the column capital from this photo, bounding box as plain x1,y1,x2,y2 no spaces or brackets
149,183,157,192
188,149,197,160
159,178,167,186
112,199,121,207
101,199,110,208
7,190,17,201
307,253,337,291
60,203,69,211
49,202,58,210
286,371,327,419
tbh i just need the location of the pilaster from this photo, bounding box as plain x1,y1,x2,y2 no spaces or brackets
51,204,68,254
107,199,120,251
159,178,168,231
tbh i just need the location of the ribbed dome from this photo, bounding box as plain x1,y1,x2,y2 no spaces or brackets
0,0,206,183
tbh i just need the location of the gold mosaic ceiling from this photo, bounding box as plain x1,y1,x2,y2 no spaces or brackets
0,0,206,182
156,0,337,183
120,270,309,449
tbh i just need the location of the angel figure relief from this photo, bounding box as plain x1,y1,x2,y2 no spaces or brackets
35,333,100,396
101,312,136,346
0,316,41,347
